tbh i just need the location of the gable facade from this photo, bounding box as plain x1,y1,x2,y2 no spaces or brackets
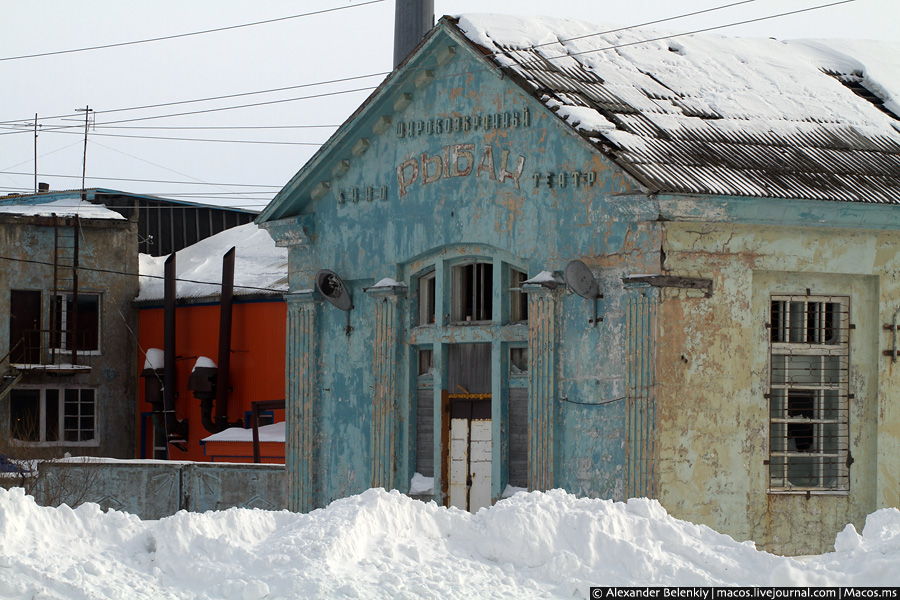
259,17,900,555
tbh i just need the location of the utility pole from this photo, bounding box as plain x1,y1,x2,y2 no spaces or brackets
75,105,92,200
33,114,41,193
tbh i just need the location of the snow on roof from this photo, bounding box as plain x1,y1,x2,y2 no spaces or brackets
137,222,288,301
454,15,900,203
0,198,125,219
202,421,285,443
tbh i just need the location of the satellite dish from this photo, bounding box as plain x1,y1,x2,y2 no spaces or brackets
315,269,353,311
564,260,600,299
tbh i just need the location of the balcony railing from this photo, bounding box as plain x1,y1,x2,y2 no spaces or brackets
8,330,95,372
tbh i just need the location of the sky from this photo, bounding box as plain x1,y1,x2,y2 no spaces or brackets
2,485,900,599
1,0,897,212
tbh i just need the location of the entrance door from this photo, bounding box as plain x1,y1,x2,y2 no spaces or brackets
444,343,492,511
9,291,41,364
448,398,492,510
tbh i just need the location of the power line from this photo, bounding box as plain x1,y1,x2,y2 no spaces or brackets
0,170,281,188
561,0,857,59
529,0,760,49
0,254,286,294
0,1,387,63
0,77,383,131
42,130,328,146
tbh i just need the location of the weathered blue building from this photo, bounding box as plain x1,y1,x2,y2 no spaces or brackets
259,15,900,554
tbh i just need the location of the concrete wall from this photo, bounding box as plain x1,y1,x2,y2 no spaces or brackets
656,207,896,555
34,460,285,519
0,212,139,459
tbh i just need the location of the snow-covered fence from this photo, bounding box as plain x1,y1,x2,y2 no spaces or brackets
35,460,285,518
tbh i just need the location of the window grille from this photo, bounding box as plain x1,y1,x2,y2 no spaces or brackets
52,293,100,352
768,295,850,491
451,262,493,323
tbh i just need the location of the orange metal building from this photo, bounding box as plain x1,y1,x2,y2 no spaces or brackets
137,299,286,462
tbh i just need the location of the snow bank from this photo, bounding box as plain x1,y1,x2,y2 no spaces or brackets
138,223,288,301
2,487,900,599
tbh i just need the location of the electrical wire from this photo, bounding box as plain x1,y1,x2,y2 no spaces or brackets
0,0,820,128
0,254,286,294
42,130,329,146
0,170,281,188
0,0,860,194
0,1,387,63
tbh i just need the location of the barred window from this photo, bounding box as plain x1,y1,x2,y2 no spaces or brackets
768,295,850,492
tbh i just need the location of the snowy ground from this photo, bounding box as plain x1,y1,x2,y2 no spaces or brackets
1,487,898,599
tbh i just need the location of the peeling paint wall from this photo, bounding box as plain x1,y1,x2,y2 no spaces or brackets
657,216,888,555
262,27,661,511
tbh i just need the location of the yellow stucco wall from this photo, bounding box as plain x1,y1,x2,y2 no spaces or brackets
656,221,897,555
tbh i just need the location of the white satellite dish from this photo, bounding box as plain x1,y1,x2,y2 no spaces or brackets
564,260,602,326
315,269,353,311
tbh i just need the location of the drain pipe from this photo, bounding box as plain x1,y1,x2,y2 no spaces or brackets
213,247,242,431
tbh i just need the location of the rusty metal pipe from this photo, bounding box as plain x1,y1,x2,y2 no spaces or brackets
162,254,188,443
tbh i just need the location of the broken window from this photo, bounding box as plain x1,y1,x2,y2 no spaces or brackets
509,268,528,323
510,347,528,376
52,293,100,353
9,387,96,444
768,295,849,491
418,347,434,376
451,261,493,323
417,271,436,326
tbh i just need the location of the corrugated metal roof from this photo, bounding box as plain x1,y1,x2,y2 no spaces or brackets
454,17,900,204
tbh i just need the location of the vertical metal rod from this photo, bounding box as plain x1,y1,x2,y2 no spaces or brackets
215,247,235,425
71,215,79,365
33,114,38,194
76,106,92,200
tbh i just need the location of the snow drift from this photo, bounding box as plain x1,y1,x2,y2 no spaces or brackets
2,487,900,599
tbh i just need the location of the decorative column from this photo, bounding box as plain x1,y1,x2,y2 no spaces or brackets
625,288,659,499
523,273,565,491
365,281,408,490
285,291,321,512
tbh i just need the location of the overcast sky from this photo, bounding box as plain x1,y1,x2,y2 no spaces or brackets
1,0,896,212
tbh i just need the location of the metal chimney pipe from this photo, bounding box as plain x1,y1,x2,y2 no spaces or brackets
393,0,434,67
215,247,235,427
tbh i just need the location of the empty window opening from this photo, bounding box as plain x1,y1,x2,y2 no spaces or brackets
9,290,41,363
418,271,436,326
509,268,528,323
452,262,493,323
418,348,434,376
52,293,100,353
510,347,528,376
768,296,849,491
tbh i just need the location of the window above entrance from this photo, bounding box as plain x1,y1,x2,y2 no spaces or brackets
412,255,529,329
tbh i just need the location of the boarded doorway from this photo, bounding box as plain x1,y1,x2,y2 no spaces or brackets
443,343,492,511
